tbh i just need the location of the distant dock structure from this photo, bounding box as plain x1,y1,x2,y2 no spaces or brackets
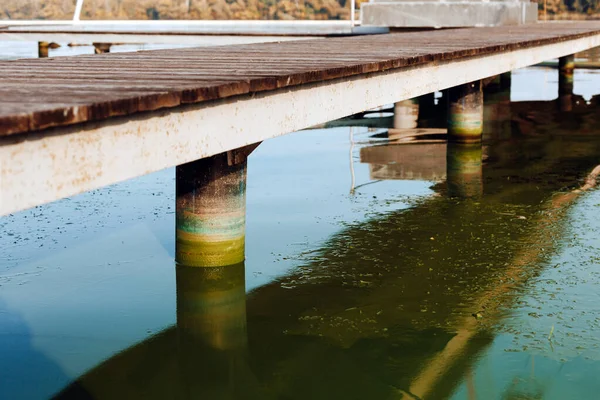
0,20,389,51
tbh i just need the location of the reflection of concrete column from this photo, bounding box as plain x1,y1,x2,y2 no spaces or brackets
38,41,49,58
176,263,250,399
394,98,419,129
446,143,483,199
483,72,512,141
93,43,112,54
559,55,575,112
176,153,246,267
447,81,483,143
177,263,247,352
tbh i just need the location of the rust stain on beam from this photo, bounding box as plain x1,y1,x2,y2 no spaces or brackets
227,142,261,166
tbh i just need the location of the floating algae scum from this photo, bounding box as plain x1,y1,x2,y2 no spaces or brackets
406,165,600,400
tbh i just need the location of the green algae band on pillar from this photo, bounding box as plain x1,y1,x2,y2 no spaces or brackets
559,55,575,82
448,81,483,143
176,153,246,267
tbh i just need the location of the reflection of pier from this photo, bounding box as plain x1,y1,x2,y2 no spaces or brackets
55,263,255,399
360,141,447,181
353,69,599,198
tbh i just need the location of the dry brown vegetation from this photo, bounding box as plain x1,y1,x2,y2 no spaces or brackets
1,0,598,21
1,0,366,20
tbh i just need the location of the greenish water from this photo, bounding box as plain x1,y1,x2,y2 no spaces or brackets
2,47,600,398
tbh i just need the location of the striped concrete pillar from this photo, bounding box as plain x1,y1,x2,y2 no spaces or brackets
417,92,437,127
500,71,512,92
559,55,575,112
446,143,483,199
447,81,483,143
484,74,502,92
483,72,512,140
38,42,49,58
176,153,246,267
93,43,112,54
394,98,419,129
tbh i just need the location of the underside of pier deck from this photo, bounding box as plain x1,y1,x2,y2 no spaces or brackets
1,22,600,215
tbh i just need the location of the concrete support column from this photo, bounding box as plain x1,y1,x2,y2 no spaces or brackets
484,74,502,92
176,152,247,268
483,72,512,140
38,41,49,58
418,92,436,127
176,146,258,396
500,71,512,92
447,80,483,143
559,54,575,112
394,98,419,129
440,88,450,125
446,143,483,198
93,43,112,54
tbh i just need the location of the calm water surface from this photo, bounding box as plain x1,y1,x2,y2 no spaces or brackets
1,43,600,399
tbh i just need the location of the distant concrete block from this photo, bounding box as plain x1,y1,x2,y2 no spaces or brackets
361,1,538,28
523,3,539,24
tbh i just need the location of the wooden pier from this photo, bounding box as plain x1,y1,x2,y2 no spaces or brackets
1,21,600,215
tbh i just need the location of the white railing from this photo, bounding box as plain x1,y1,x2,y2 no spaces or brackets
73,0,84,21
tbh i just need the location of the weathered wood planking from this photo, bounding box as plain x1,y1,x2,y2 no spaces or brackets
2,22,600,137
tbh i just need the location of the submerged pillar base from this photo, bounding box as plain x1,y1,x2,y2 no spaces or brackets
177,263,247,350
446,143,483,199
176,262,251,397
447,80,483,143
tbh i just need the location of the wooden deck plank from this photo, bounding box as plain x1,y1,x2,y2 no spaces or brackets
2,22,600,137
